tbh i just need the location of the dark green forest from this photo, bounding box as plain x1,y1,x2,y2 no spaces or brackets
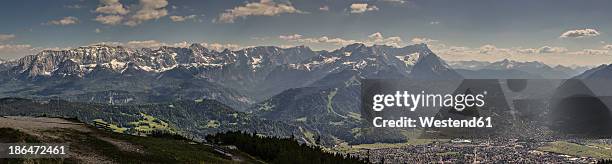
206,131,368,164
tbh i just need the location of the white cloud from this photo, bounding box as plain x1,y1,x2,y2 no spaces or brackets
319,5,329,11
560,28,600,38
95,0,129,15
410,37,437,44
47,16,79,25
438,44,569,56
88,41,125,47
448,46,469,52
168,41,190,48
94,0,128,26
95,28,102,33
216,0,305,23
279,34,303,40
537,46,568,54
169,15,197,22
0,44,32,51
568,49,609,55
367,32,403,47
294,36,357,46
279,32,403,47
368,32,384,41
125,0,169,26
316,37,355,45
95,15,123,25
350,3,379,14
516,48,536,54
0,44,34,59
122,40,193,49
429,42,612,67
94,0,169,26
202,43,242,51
89,41,244,53
108,40,238,51
0,34,16,42
126,40,163,48
479,44,497,54
472,44,514,55
430,21,440,25
279,45,298,48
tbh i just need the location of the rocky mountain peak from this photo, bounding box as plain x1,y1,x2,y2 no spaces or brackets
334,43,371,56
189,43,210,53
410,48,461,79
574,64,612,79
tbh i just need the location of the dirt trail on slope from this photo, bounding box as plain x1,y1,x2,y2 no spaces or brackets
0,116,90,132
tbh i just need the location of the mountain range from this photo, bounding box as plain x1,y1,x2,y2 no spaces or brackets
0,44,318,110
0,43,462,144
1,42,608,145
0,43,458,109
449,59,589,79
573,64,612,79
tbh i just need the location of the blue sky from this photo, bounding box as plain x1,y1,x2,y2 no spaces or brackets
1,0,612,66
